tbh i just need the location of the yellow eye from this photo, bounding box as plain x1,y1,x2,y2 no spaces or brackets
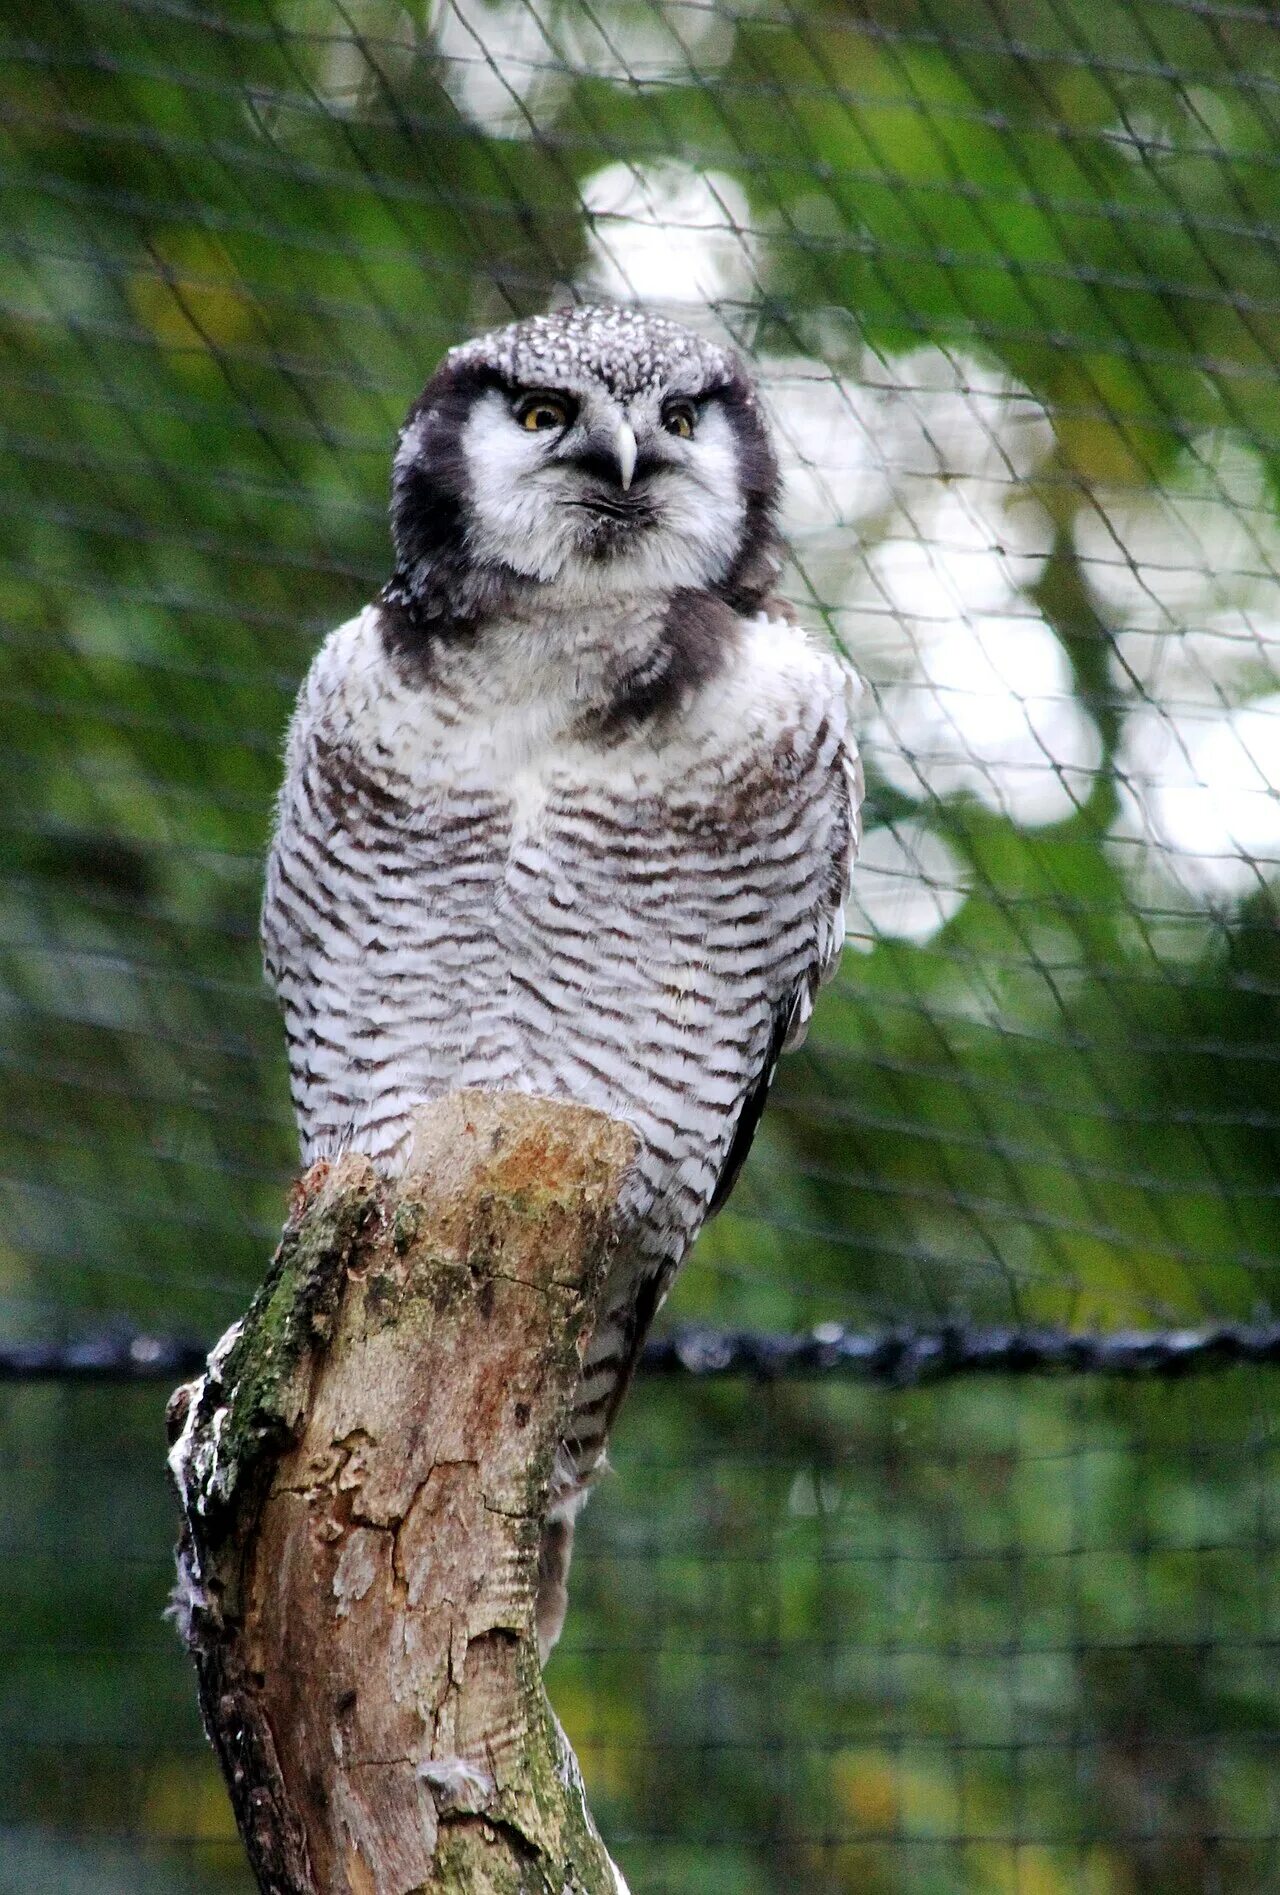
514,395,571,431
663,401,696,439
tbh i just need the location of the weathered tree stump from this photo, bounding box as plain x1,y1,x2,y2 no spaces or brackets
167,1091,636,1894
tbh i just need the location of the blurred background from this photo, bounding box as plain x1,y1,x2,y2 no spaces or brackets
2,1,1280,1889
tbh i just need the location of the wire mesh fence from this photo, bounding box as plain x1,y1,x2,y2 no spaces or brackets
2,0,1279,1888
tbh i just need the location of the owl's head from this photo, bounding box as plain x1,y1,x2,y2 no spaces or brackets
384,305,781,625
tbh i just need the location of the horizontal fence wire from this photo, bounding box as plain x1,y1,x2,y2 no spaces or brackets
10,1320,1280,1385
3,0,1280,1889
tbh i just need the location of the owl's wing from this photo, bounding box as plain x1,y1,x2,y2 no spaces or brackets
708,696,864,1217
707,996,796,1217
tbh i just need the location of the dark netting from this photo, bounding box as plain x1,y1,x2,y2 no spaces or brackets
2,1,1278,1888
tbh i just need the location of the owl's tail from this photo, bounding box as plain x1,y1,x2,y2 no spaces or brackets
534,1267,669,1661
536,1449,594,1664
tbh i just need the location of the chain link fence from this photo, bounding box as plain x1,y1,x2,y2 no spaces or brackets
2,1,1279,1889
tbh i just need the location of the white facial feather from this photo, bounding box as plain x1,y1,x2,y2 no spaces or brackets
460,386,746,602
461,394,563,579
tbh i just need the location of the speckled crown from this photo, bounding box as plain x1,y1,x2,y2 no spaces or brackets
446,303,748,403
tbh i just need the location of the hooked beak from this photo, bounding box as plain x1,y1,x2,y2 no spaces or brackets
614,418,638,491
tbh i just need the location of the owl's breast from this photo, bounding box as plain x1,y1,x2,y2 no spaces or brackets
266,605,852,1233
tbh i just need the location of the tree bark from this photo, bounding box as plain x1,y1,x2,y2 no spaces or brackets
167,1090,636,1894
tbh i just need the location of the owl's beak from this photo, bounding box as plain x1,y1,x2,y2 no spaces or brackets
614,418,638,492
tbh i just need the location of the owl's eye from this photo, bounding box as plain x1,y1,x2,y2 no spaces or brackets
662,400,697,440
514,393,573,432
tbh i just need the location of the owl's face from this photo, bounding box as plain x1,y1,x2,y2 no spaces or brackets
386,306,781,623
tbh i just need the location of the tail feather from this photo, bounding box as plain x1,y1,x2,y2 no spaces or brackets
535,1261,671,1662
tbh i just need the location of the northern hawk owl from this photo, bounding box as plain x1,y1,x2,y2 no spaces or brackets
263,305,863,1654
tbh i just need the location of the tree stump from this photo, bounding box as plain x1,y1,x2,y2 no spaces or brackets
167,1091,637,1894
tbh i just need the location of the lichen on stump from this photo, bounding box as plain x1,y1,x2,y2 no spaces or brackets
168,1091,637,1894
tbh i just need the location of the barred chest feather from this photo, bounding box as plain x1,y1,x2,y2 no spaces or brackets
264,594,858,1288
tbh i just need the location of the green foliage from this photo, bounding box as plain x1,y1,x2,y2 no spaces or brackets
1,1,1279,1889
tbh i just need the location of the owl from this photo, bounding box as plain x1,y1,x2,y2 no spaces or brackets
263,305,862,1656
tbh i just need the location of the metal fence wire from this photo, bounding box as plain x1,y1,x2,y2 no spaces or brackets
2,1,1279,1889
